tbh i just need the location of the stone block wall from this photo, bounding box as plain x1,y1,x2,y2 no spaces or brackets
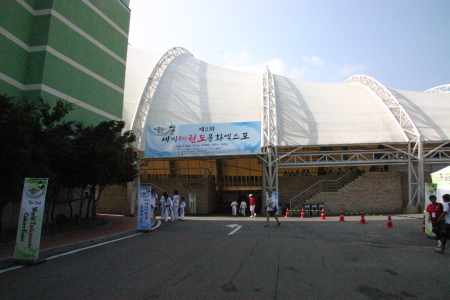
306,172,402,215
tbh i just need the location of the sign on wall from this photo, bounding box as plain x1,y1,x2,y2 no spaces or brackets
144,122,261,158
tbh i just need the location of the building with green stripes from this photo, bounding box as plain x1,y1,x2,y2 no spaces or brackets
0,0,131,125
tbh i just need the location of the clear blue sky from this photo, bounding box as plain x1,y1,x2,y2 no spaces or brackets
128,0,449,91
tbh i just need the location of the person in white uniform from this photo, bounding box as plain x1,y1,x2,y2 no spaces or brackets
231,200,238,216
163,192,174,222
150,189,158,221
172,190,180,220
240,200,247,216
159,194,166,220
179,197,186,221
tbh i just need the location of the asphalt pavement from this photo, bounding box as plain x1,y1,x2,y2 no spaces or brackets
1,212,449,300
0,212,428,267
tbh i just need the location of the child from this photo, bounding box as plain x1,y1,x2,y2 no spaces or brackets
179,197,186,221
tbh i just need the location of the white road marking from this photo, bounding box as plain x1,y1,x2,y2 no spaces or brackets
226,224,242,235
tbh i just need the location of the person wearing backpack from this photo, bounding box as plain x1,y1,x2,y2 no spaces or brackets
435,194,450,254
264,191,280,227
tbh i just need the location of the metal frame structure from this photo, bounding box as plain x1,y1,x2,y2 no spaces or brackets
425,84,450,93
259,67,278,200
129,47,450,210
131,47,193,148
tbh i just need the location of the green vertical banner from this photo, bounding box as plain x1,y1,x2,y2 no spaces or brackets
14,178,49,261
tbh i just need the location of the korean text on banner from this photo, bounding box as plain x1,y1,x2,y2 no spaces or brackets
145,122,261,158
137,186,152,230
14,178,49,260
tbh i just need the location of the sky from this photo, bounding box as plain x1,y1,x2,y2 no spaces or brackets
127,0,449,92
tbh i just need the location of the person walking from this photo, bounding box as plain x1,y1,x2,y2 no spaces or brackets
231,200,238,216
159,193,166,220
150,189,158,220
173,190,180,220
265,191,280,227
249,194,256,217
240,199,247,216
435,194,450,254
163,192,174,223
426,195,444,248
179,197,186,221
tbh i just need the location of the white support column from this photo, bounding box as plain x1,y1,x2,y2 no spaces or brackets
262,67,278,201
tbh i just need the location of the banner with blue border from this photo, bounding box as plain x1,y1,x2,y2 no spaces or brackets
144,122,261,158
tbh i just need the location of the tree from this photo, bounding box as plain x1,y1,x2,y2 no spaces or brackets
0,95,76,233
0,94,138,234
70,120,138,219
0,95,39,233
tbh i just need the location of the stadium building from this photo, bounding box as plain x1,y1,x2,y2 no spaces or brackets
123,46,450,216
0,0,131,125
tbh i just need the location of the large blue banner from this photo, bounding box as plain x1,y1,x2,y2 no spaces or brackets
144,122,261,158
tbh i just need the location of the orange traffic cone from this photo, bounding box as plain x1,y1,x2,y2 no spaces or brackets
386,214,394,228
285,208,290,218
339,210,345,221
359,210,367,224
300,207,306,218
320,208,326,220
420,217,426,234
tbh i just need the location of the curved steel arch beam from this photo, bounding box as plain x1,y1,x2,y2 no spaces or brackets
344,75,421,145
131,47,193,148
425,84,450,93
345,75,423,206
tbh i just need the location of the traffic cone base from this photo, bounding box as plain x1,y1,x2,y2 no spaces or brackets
300,207,306,218
285,208,290,218
386,215,394,228
359,211,367,224
420,219,426,234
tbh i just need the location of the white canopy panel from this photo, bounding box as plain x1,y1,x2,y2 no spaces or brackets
123,46,450,151
123,46,163,131
274,75,407,146
389,88,450,142
138,54,262,150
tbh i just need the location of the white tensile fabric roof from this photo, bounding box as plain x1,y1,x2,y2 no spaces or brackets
389,88,450,142
123,46,450,151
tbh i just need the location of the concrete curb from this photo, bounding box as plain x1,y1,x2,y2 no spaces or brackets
0,230,140,269
0,219,160,269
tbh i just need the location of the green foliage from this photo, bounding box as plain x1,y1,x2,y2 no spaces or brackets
0,95,41,205
0,94,138,227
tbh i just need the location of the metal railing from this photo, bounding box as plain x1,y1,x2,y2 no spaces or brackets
289,168,364,208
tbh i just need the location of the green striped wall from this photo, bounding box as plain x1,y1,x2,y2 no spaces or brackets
39,90,113,126
0,0,130,124
41,54,123,116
